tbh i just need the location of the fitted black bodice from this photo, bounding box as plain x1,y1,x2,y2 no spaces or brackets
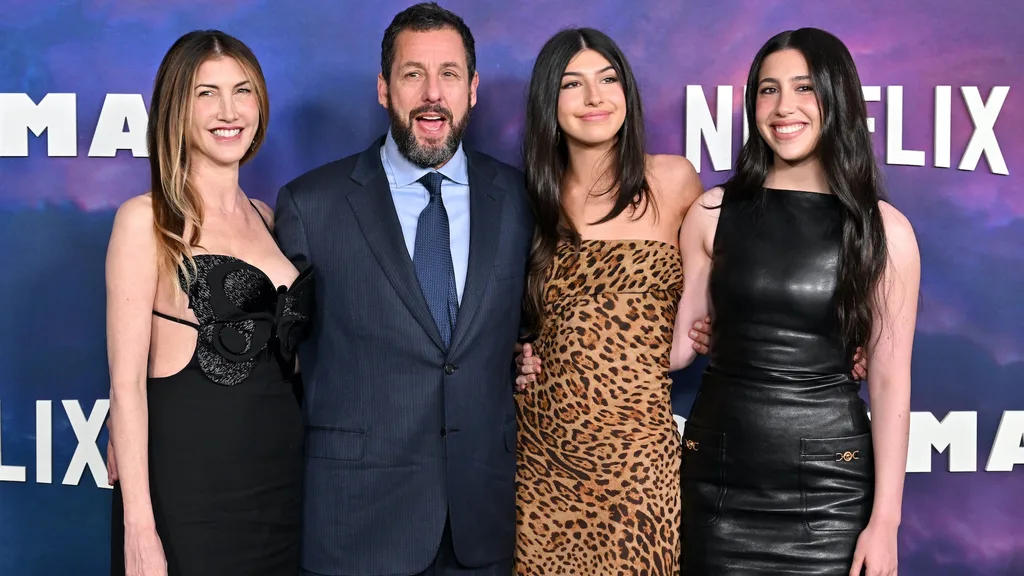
157,254,314,386
708,187,851,380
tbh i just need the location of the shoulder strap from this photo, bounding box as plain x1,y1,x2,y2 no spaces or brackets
248,198,274,236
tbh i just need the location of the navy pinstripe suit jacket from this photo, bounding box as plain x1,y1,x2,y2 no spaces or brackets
273,135,533,576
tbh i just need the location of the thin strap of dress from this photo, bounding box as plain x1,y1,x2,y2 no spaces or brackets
248,198,274,236
152,310,200,330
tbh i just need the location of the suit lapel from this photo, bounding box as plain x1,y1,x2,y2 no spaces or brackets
449,153,506,355
345,137,445,351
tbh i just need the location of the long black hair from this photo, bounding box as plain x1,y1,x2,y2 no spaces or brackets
723,27,888,352
521,28,652,336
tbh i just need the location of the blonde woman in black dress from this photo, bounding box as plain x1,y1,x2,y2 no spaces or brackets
106,31,311,576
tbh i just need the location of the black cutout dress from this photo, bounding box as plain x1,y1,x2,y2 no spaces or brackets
111,205,312,576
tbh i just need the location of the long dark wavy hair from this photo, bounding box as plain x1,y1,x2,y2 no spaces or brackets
723,27,888,352
521,28,653,337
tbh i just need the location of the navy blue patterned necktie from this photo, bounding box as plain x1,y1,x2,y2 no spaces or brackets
413,171,459,348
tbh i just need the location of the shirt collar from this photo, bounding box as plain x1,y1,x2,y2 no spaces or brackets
382,129,469,188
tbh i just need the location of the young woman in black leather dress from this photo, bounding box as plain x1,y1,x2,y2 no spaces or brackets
672,28,920,576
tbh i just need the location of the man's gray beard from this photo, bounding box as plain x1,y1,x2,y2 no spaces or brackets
387,97,471,168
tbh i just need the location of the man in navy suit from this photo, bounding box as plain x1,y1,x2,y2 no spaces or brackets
272,3,532,575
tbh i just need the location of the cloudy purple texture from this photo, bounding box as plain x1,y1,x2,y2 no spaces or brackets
4,0,1019,362
0,1,1020,573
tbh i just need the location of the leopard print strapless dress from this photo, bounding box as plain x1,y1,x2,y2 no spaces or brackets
515,239,683,576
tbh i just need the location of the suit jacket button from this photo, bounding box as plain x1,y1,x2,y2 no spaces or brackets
440,427,447,437
444,364,456,375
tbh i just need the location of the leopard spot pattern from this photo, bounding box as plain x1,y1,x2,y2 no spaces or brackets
515,239,683,575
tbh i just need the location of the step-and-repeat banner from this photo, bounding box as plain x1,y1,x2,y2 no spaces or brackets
1,1,1020,574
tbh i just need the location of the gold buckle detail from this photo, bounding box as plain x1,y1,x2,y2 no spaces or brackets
835,450,859,462
685,439,699,451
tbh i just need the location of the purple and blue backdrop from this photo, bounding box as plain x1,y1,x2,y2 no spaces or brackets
1,1,1021,574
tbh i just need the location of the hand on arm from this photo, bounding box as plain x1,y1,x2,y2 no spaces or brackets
688,316,712,355
514,343,541,391
852,347,868,381
669,189,719,372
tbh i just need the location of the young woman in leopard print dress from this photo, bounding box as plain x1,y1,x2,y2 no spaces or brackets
512,28,704,575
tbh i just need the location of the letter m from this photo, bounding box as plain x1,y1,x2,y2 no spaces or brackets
0,93,77,157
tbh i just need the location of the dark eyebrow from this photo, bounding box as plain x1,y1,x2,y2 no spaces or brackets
195,80,251,89
758,74,811,86
562,65,615,77
401,61,464,70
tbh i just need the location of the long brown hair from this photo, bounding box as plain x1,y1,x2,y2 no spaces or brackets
147,30,270,288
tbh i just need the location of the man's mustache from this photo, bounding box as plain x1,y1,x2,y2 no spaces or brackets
409,104,453,122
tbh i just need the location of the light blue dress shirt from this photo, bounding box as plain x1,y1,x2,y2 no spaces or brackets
380,130,471,303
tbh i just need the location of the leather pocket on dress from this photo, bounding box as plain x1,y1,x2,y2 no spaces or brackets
799,432,874,532
681,422,726,527
304,426,367,462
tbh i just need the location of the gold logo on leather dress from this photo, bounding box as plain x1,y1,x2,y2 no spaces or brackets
835,450,859,462
685,439,699,451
